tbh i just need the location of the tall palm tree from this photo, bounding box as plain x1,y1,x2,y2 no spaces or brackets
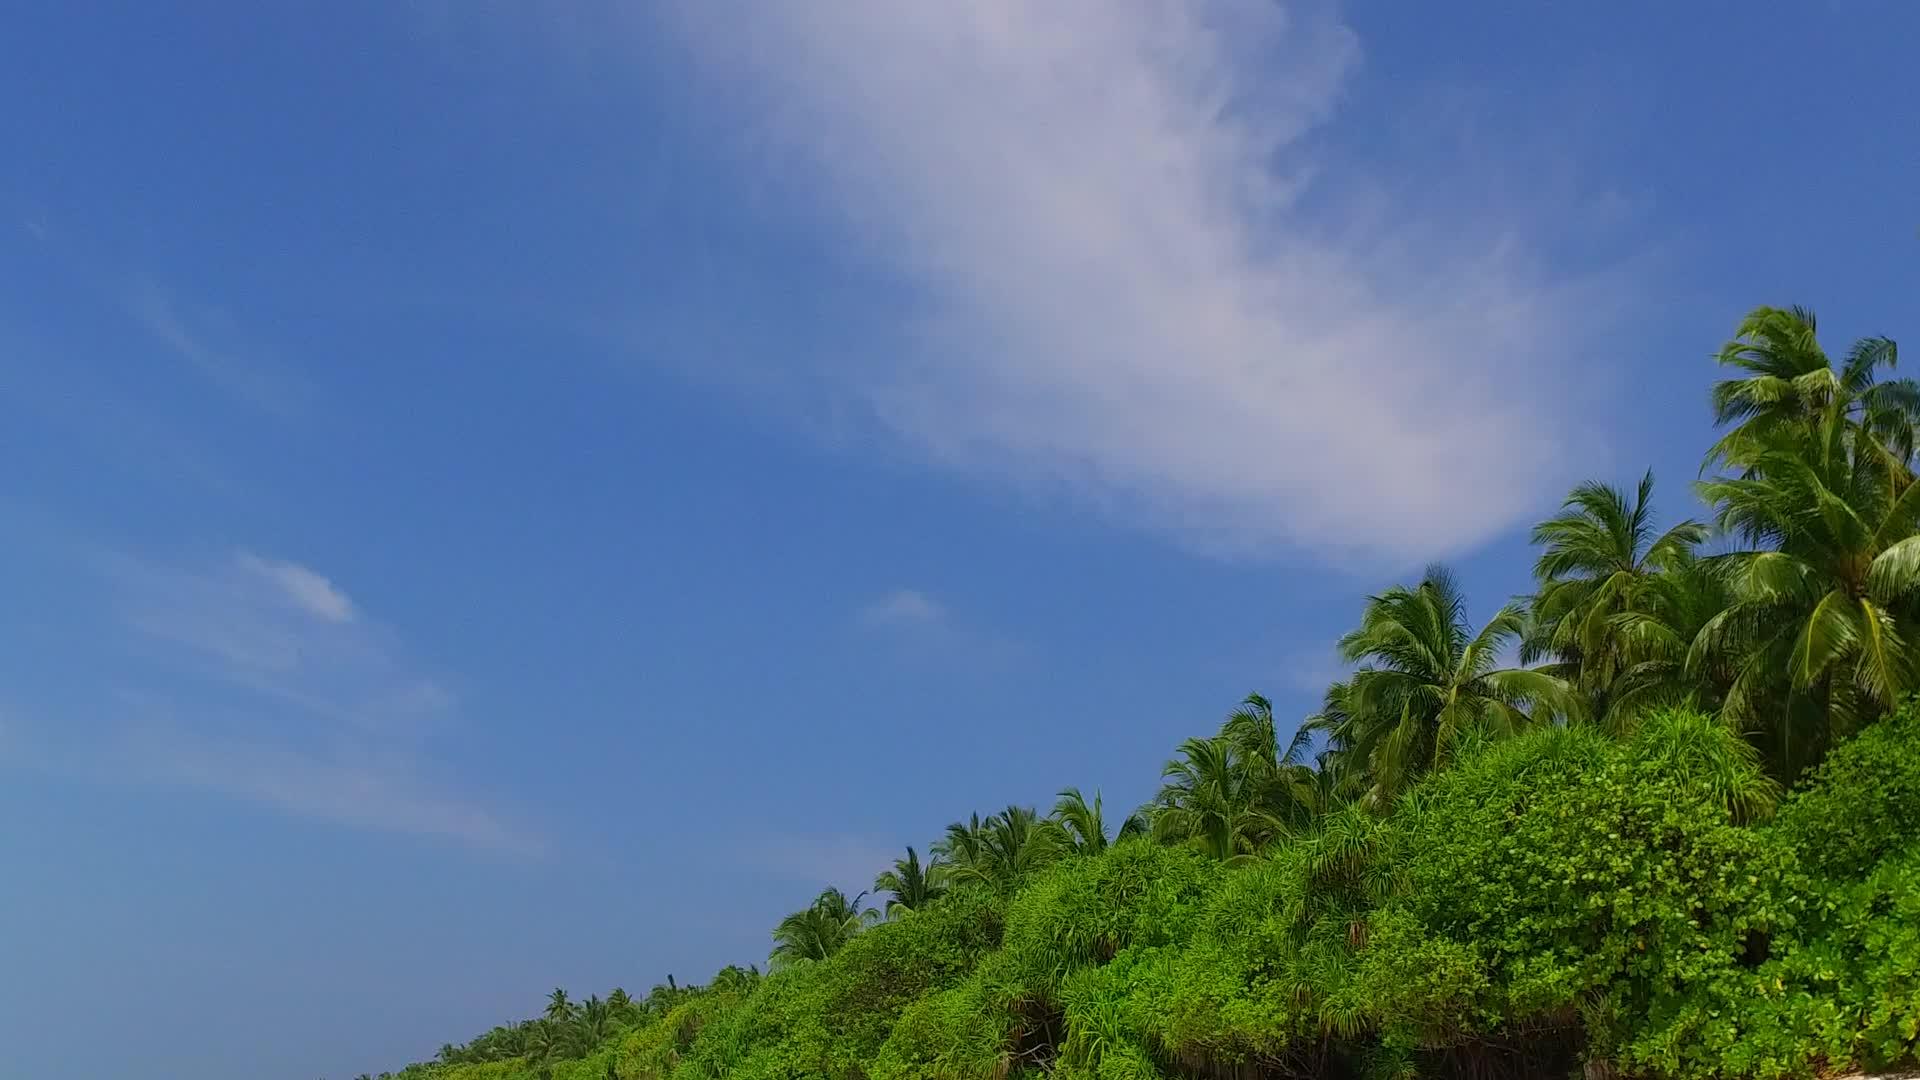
1314,566,1576,807
544,988,574,1024
934,812,990,876
643,973,686,1015
528,1019,568,1064
1596,550,1737,723
769,887,876,969
873,846,948,917
1707,305,1917,479
1300,682,1371,809
935,806,1060,889
1220,693,1328,828
1048,787,1145,855
1525,471,1707,727
708,964,760,997
1694,407,1920,776
498,1021,535,1060
1148,733,1286,862
579,995,614,1045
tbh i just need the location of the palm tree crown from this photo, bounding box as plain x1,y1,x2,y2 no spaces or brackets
1708,304,1916,477
1694,408,1920,774
1316,566,1574,806
1146,696,1318,861
1525,471,1707,728
769,888,877,970
934,806,1060,889
873,846,948,918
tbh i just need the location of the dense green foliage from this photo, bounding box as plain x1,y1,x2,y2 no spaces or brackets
352,309,1920,1079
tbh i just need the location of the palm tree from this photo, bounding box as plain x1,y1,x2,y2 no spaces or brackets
934,812,990,876
769,887,876,969
498,1021,535,1060
544,988,573,1024
1220,693,1328,828
1707,305,1917,479
1596,550,1738,722
873,846,948,917
1315,565,1576,807
642,973,686,1016
1148,734,1284,862
579,995,614,1045
708,964,760,997
528,1018,568,1064
711,966,758,998
1524,471,1707,727
1048,787,1144,854
934,806,1060,889
1146,694,1334,860
1694,406,1920,776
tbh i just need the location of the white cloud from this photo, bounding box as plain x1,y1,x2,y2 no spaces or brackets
126,281,307,416
112,551,444,735
860,588,945,627
236,552,356,623
66,547,525,850
660,0,1605,565
117,727,537,854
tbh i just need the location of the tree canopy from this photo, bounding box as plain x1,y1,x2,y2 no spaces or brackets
349,306,1920,1080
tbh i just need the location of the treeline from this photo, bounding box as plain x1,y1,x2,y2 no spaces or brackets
353,307,1920,1080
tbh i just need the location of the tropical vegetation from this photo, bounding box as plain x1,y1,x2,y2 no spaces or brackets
344,307,1920,1079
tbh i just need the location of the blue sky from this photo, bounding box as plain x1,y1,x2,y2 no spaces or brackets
1,3,1914,1077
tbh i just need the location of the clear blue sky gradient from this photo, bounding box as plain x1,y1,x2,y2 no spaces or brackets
2,4,1915,1078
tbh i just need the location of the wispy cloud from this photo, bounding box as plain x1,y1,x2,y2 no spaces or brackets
859,587,945,627
235,552,357,623
33,547,535,852
660,0,1611,565
109,550,448,736
126,281,308,416
114,725,536,853
855,587,1027,673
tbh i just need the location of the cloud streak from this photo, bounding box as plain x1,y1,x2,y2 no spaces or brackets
74,548,530,852
854,587,1027,674
860,588,945,627
114,725,536,853
111,551,448,735
127,281,308,417
236,552,357,623
661,0,1604,565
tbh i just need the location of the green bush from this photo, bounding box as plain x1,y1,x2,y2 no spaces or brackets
614,992,742,1080
870,952,1038,1080
1001,842,1220,988
432,1062,541,1080
1753,705,1920,1075
551,1046,618,1080
673,887,1005,1080
1773,701,1920,879
371,706,1920,1080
